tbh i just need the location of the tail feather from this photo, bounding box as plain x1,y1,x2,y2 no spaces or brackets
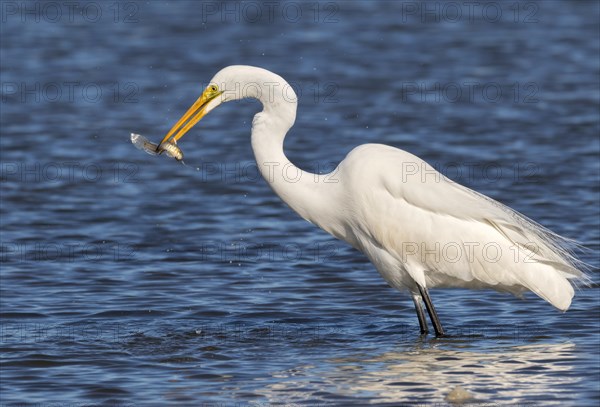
513,262,575,311
468,187,591,286
463,187,591,309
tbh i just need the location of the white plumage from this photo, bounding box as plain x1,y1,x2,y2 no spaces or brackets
334,144,585,311
160,65,588,336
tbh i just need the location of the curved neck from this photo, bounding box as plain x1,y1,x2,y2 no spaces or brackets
250,109,342,237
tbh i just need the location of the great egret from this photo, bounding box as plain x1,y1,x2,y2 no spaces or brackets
158,65,587,336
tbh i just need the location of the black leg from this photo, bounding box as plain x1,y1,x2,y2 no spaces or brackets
417,284,445,337
411,293,428,335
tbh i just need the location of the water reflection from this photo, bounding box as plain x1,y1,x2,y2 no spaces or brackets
261,342,578,404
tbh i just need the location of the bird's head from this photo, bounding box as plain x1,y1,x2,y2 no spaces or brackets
160,65,294,146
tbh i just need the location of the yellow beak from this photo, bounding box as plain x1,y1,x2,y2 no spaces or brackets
160,87,222,145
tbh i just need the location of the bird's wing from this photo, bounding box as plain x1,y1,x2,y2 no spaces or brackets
341,144,587,309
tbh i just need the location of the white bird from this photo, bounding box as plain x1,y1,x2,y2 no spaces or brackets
158,65,587,336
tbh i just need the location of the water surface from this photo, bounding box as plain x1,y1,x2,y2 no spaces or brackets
1,1,599,405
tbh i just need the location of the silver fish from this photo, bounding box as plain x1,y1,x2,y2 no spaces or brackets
130,133,184,161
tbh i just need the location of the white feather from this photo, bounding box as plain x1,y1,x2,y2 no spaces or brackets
335,144,588,310
182,66,588,316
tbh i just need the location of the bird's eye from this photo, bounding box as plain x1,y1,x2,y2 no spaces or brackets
209,85,218,92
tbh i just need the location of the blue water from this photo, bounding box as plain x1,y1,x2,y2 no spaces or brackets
1,1,599,405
